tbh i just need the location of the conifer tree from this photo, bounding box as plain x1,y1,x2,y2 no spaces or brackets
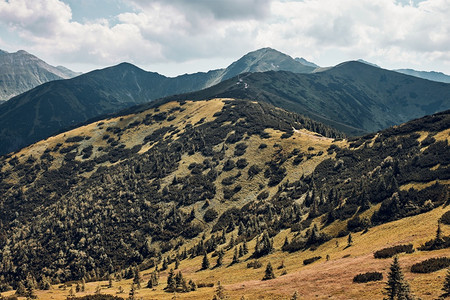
384,257,414,300
239,245,244,257
202,252,210,270
213,281,227,300
232,247,240,264
108,274,113,288
442,268,450,297
15,281,26,296
216,249,224,267
81,278,86,292
189,279,197,291
262,262,275,281
175,257,180,270
167,268,175,289
347,233,353,247
133,267,141,289
291,291,299,300
76,282,81,293
243,240,249,255
128,283,135,300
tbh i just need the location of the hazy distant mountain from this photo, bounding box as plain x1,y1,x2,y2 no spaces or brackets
217,48,315,82
163,61,450,135
0,48,317,155
394,68,450,83
295,57,320,68
0,49,81,100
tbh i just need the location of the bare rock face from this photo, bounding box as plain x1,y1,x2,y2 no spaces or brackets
0,49,81,100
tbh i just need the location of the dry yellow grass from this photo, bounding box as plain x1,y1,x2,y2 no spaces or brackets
3,206,448,300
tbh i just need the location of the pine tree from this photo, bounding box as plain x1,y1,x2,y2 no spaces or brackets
108,274,113,288
202,252,210,270
25,284,37,299
15,281,26,296
347,233,353,247
213,281,227,300
133,267,141,289
239,245,244,257
76,282,81,293
442,268,450,297
216,249,224,267
81,278,86,292
162,257,168,270
384,257,414,300
262,262,275,281
291,290,299,300
128,283,135,300
68,286,75,299
167,268,175,291
232,247,240,264
175,257,180,270
243,240,249,255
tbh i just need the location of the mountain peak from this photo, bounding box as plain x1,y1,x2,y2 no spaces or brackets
295,57,320,68
220,48,315,80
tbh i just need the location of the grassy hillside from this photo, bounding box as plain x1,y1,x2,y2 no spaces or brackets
3,207,449,299
0,98,448,299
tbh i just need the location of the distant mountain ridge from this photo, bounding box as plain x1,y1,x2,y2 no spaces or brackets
0,48,316,155
0,49,81,100
163,61,450,136
394,68,450,83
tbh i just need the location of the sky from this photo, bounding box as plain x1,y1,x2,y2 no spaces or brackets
0,0,449,77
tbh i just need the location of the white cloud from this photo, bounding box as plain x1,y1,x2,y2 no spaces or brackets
0,0,449,75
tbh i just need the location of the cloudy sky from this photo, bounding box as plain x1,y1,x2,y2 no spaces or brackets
0,0,449,76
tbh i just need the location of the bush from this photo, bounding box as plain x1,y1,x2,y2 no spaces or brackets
248,165,261,178
234,143,247,156
303,256,321,265
353,272,383,283
197,282,214,288
236,158,248,169
410,257,450,273
247,260,263,269
222,159,235,171
203,208,218,223
441,211,450,225
373,244,414,259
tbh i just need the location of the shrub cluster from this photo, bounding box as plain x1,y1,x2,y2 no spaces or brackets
303,256,321,265
410,257,450,273
373,244,414,259
353,272,383,283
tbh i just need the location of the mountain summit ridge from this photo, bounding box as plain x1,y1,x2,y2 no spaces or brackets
0,49,81,100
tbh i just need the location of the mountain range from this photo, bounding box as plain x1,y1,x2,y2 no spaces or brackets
0,47,449,157
162,61,450,135
0,49,81,101
394,68,450,83
0,48,317,155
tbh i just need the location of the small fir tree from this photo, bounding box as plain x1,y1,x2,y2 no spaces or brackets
291,290,299,300
202,252,210,270
347,233,353,247
262,262,275,281
442,268,450,297
133,267,141,289
384,256,414,300
232,247,240,264
216,249,224,267
243,240,249,255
